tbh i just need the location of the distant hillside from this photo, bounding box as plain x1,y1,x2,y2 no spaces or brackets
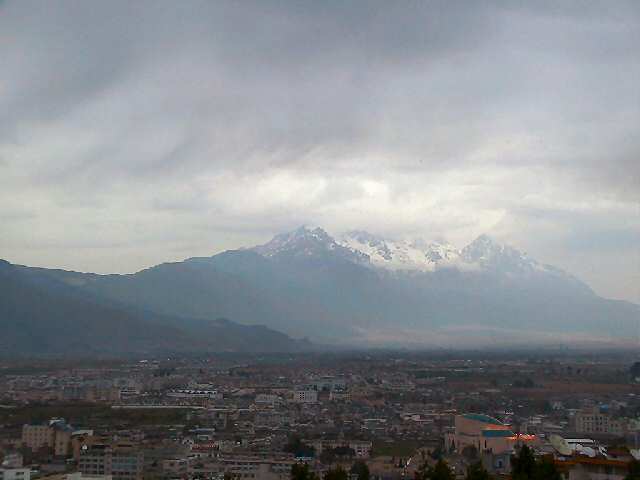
16,226,640,348
0,259,309,356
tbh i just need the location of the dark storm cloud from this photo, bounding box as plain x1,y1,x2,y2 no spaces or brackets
0,0,638,301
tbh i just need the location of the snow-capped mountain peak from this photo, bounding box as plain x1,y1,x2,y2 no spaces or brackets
460,234,544,273
337,231,460,271
253,226,369,263
252,226,567,277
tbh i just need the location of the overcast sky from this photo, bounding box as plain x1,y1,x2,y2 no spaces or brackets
1,1,638,302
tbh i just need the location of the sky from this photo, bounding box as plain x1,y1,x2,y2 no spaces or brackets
0,1,638,303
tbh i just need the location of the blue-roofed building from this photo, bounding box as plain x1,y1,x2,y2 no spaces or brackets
445,413,535,458
481,429,515,438
462,413,504,426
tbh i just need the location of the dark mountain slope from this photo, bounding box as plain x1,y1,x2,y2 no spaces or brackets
1,260,309,356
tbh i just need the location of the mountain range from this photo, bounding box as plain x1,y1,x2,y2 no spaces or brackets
2,226,638,355
0,259,310,356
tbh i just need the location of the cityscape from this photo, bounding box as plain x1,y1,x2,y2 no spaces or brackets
1,351,639,479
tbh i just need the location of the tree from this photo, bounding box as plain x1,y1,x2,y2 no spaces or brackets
324,466,348,480
465,462,492,480
415,459,455,480
291,463,319,480
350,460,370,480
626,459,640,480
333,446,356,457
513,378,535,388
512,447,562,480
461,445,478,461
511,445,536,479
532,457,561,480
429,444,444,461
319,449,336,465
286,436,315,458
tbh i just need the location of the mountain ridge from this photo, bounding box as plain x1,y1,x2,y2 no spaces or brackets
0,259,311,357
4,226,638,350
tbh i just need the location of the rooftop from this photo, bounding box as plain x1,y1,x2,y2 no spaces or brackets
482,429,515,438
463,413,503,425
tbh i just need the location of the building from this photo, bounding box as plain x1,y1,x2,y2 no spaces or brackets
311,376,347,392
310,440,372,458
78,442,143,480
445,413,536,455
219,455,295,480
556,456,630,480
0,468,30,480
167,389,223,401
21,425,53,452
255,394,282,406
190,454,295,480
1,453,24,469
22,418,74,456
328,390,351,402
161,458,190,479
574,406,627,436
67,474,112,480
292,388,318,404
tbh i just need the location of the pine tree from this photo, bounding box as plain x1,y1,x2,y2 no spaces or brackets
415,459,455,480
291,463,319,480
324,466,348,480
625,459,640,480
465,462,492,480
350,460,370,480
511,445,536,479
532,458,561,480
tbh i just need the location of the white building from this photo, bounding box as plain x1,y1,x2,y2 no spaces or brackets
292,389,318,404
67,474,113,480
167,389,223,401
0,468,31,480
255,394,281,406
311,376,347,392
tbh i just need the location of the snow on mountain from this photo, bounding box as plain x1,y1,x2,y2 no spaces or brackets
253,226,568,278
253,226,369,264
460,234,552,274
337,230,460,272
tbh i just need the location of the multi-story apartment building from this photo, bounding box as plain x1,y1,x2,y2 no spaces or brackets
574,407,627,435
22,419,73,456
190,455,295,480
291,388,318,404
78,442,143,480
309,440,372,458
21,425,52,452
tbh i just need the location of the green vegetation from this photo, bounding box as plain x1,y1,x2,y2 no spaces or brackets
284,436,315,458
0,403,190,427
625,459,640,480
512,377,535,388
291,463,319,480
465,462,492,480
350,460,370,480
372,439,421,457
511,445,561,480
415,458,455,480
324,466,348,480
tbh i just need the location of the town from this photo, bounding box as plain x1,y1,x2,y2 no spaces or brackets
1,350,638,480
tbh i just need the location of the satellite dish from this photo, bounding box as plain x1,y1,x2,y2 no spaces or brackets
549,435,571,456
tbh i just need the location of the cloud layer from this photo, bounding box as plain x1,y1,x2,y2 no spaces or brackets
1,1,638,302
